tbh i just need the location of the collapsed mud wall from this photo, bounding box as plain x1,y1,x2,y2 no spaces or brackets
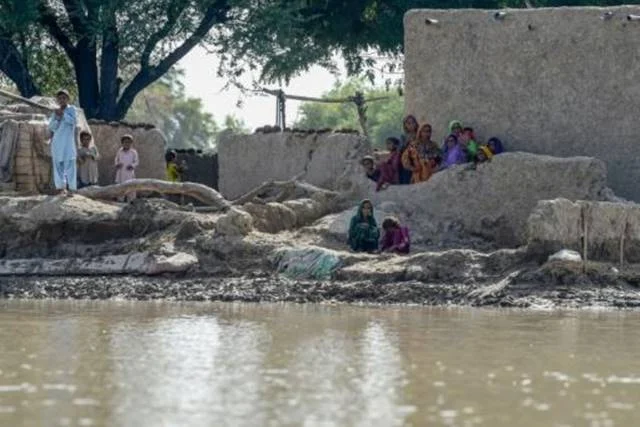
364,153,610,247
88,121,166,185
404,6,640,201
218,131,370,200
527,198,640,263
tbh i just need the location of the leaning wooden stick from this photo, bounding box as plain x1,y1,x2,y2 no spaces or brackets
231,173,339,206
231,172,305,206
620,213,629,268
0,88,55,112
582,205,588,273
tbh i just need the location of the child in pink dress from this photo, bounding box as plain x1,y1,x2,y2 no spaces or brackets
114,134,139,201
380,216,411,254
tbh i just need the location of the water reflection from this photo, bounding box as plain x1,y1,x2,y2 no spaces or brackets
1,301,640,426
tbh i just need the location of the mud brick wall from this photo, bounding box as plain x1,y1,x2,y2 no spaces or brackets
89,121,166,186
404,6,640,201
218,131,370,200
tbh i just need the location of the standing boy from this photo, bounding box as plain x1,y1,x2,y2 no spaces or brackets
48,89,77,195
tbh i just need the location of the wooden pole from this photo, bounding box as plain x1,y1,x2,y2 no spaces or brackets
620,214,629,268
582,205,588,273
259,87,399,137
0,88,55,112
278,91,286,129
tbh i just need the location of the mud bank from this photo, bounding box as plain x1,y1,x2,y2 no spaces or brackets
1,151,640,309
2,263,640,309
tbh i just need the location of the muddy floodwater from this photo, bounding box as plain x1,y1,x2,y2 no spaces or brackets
1,302,640,426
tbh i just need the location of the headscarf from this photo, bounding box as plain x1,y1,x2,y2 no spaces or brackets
353,199,377,227
403,115,419,134
487,137,504,154
360,155,375,166
401,115,419,150
448,120,463,134
416,123,440,160
348,199,380,249
416,123,432,143
479,145,494,160
443,134,466,167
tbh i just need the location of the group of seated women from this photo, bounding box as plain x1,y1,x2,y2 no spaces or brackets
348,116,506,253
361,115,505,191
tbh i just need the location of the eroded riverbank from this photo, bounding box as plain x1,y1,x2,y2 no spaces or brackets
3,263,640,309
2,150,640,309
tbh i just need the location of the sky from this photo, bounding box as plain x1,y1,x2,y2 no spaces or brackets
178,47,345,130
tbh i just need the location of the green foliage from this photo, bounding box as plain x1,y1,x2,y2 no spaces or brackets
0,0,234,119
27,41,77,98
221,114,249,135
127,68,220,150
126,67,248,150
2,0,638,121
295,79,404,147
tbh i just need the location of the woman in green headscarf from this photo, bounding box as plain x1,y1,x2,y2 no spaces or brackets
348,200,380,253
448,120,463,137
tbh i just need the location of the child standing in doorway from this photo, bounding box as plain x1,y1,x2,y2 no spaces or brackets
165,150,186,182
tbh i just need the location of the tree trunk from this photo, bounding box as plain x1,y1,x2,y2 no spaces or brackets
73,41,100,119
0,36,40,98
98,20,120,121
77,179,232,210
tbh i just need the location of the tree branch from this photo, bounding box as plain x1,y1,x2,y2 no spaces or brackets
115,0,230,119
0,34,40,97
140,1,186,69
61,0,89,38
37,2,76,57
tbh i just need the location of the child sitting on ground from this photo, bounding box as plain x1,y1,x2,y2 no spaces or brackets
77,131,100,188
380,216,410,254
348,200,380,253
114,134,139,201
376,137,402,191
360,156,381,183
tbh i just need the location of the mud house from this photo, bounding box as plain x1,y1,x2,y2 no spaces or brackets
168,149,219,190
0,98,166,192
404,6,640,201
88,120,165,186
218,130,370,200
